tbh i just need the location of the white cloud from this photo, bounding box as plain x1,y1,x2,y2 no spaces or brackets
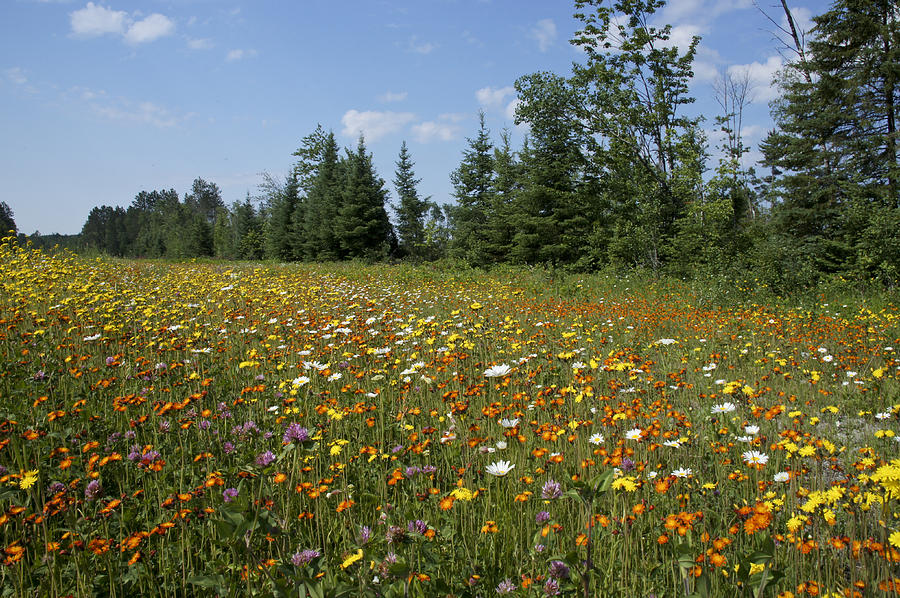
664,23,701,54
728,55,783,102
505,98,522,121
70,3,174,44
412,120,460,143
662,0,706,23
408,36,436,54
379,91,408,103
226,48,257,61
93,98,180,127
341,110,415,142
5,67,28,86
531,18,557,52
187,37,213,50
476,85,515,108
70,2,127,37
124,13,174,44
782,6,814,38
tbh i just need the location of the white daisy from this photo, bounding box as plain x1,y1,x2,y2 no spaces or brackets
742,450,769,466
773,471,790,483
711,402,736,414
744,425,760,435
484,364,513,378
499,418,520,428
485,460,515,477
625,428,642,441
671,468,692,478
589,433,605,445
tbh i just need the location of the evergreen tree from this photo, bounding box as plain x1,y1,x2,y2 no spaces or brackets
762,0,900,280
184,178,224,224
233,194,264,260
337,136,393,260
483,129,520,264
301,132,343,260
392,141,429,258
448,112,494,266
512,72,591,267
0,201,16,235
264,174,300,261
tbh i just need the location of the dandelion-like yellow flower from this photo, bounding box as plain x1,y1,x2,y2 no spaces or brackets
611,477,638,492
339,549,363,570
871,459,900,499
889,530,900,549
450,487,475,501
19,470,38,490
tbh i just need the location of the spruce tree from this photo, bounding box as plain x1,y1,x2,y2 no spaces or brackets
301,132,343,260
760,0,900,278
512,72,591,267
392,141,429,258
337,137,392,260
448,112,494,266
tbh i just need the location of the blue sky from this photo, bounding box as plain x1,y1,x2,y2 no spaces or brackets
1,0,820,235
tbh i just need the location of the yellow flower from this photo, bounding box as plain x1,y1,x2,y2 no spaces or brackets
786,514,805,532
889,530,900,549
450,487,475,501
611,476,637,492
19,470,39,490
340,549,363,569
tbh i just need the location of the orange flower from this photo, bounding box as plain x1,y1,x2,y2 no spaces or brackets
336,500,354,513
273,472,288,483
481,520,498,533
439,496,455,511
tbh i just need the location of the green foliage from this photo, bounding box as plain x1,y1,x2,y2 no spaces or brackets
0,201,16,236
336,137,392,261
392,141,429,259
448,112,495,266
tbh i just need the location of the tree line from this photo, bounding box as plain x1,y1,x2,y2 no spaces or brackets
71,0,899,292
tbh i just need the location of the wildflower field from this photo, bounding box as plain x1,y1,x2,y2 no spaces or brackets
2,239,900,598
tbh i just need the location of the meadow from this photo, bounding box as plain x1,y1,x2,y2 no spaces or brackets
1,237,899,598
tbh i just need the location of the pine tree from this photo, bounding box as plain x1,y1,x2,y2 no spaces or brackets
265,175,300,261
337,136,392,260
512,72,591,267
760,0,900,279
483,129,520,264
392,141,429,258
301,132,343,260
448,112,494,266
0,201,16,235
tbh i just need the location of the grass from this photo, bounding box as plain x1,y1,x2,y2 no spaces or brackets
1,237,899,597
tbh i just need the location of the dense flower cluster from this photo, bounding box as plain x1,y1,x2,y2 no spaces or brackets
0,239,898,595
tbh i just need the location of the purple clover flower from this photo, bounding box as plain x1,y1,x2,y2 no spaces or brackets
407,519,427,535
359,526,372,545
549,560,570,580
223,487,238,502
291,549,321,566
536,511,551,524
283,423,310,444
84,480,101,501
255,451,275,467
542,479,562,500
496,579,517,594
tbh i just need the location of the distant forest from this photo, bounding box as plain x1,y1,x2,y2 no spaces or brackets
10,0,900,292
